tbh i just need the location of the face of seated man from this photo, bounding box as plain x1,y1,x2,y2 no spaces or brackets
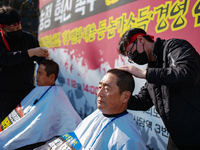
36,64,55,86
97,72,130,115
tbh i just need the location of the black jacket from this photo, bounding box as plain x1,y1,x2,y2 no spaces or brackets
0,31,45,91
128,38,200,148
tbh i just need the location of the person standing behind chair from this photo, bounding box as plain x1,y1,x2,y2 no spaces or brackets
0,6,49,122
117,28,200,150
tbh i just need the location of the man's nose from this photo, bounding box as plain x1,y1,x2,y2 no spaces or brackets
97,88,103,96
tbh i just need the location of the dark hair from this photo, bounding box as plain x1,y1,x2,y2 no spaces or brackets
107,69,135,96
40,60,59,80
118,28,154,55
0,6,21,25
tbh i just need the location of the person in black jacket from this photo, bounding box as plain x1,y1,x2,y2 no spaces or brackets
117,28,200,150
0,6,49,122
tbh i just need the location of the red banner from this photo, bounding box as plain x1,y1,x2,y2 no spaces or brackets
38,0,200,149
39,0,200,70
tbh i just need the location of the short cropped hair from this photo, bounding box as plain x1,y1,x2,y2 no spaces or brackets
0,6,21,25
39,60,59,81
118,28,154,56
107,69,135,95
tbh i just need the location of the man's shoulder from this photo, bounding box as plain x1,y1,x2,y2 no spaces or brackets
165,38,191,47
83,109,101,120
114,113,139,131
21,31,37,41
76,109,101,127
22,31,32,35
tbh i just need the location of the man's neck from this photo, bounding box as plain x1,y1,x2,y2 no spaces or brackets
103,110,128,118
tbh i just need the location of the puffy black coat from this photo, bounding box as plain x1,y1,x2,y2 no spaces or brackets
128,38,200,149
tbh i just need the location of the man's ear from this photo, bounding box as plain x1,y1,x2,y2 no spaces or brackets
137,35,145,44
122,91,131,104
49,74,55,81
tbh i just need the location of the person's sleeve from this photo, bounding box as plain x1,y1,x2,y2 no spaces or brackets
33,55,45,64
0,46,30,66
146,39,200,87
128,82,153,111
31,36,46,64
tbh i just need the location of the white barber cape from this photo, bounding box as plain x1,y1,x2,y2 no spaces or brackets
74,109,146,150
0,85,82,150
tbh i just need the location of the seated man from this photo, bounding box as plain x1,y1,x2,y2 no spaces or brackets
35,69,146,150
74,69,146,149
0,60,82,150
